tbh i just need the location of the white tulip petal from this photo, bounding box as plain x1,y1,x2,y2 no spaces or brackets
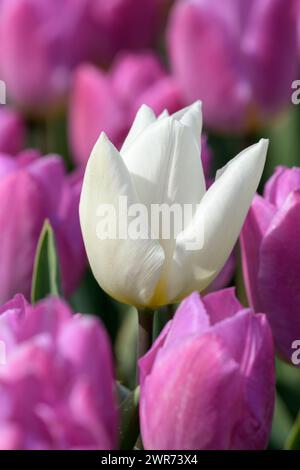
120,104,156,154
158,109,169,119
172,101,202,147
166,139,269,302
79,132,165,307
121,116,206,211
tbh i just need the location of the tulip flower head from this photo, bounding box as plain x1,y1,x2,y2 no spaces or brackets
167,0,298,132
0,150,85,303
0,0,168,110
80,102,268,308
139,289,275,450
69,53,182,165
241,166,300,362
0,295,118,449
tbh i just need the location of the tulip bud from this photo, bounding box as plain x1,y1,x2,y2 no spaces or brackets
167,0,298,132
80,101,268,308
139,288,275,450
0,294,118,449
0,150,85,303
241,166,300,363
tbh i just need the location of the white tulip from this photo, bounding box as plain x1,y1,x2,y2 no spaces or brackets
79,101,268,308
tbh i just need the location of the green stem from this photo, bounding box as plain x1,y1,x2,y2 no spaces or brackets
134,309,153,450
137,308,153,361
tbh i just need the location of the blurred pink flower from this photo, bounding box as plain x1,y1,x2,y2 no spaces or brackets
0,294,118,449
167,0,298,132
91,0,172,63
0,0,169,110
241,166,300,362
139,288,275,450
0,107,25,154
0,150,85,303
69,52,182,165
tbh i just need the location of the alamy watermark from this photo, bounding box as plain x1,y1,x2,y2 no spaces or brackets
0,80,6,105
291,340,300,366
291,80,300,105
95,196,204,250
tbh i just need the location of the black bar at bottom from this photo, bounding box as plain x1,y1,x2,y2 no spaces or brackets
0,450,298,466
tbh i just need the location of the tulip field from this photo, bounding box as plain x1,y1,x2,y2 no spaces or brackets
0,0,299,455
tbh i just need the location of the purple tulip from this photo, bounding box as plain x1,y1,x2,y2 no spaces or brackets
91,0,171,62
0,0,89,109
69,53,182,165
0,107,25,154
139,288,275,450
241,166,300,362
0,0,169,110
0,294,118,449
0,150,85,303
167,0,298,132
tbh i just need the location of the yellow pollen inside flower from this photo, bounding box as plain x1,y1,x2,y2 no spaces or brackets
148,277,168,309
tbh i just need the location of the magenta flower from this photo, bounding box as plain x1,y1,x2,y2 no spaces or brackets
139,288,275,450
69,52,182,165
0,0,168,110
167,0,298,131
0,294,118,449
0,150,85,303
0,0,93,109
91,0,171,63
0,107,25,155
241,166,300,362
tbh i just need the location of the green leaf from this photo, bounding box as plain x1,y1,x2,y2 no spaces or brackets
285,410,300,450
119,386,140,450
270,392,293,449
115,307,138,390
31,219,62,303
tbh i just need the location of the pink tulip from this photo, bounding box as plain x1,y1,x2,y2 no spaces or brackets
0,0,169,110
167,0,298,132
139,288,275,449
91,0,171,62
69,52,182,165
241,166,300,362
0,107,25,154
0,294,118,449
0,150,85,303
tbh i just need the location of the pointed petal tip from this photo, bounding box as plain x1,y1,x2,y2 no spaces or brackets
98,131,119,150
92,131,108,149
158,109,169,120
100,130,108,139
258,138,269,151
252,138,269,166
192,100,202,110
90,131,111,158
137,103,156,116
